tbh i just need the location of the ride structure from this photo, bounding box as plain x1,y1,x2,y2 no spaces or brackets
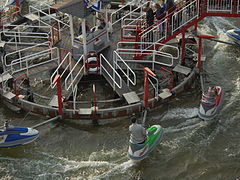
0,0,239,121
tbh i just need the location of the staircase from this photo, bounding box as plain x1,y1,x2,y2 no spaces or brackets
120,0,240,59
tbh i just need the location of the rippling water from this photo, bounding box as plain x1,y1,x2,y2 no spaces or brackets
1,1,240,179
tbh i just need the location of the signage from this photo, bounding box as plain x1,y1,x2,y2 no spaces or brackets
84,0,101,11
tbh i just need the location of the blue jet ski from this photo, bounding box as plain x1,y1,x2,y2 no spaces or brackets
226,29,240,45
0,124,39,148
128,125,164,161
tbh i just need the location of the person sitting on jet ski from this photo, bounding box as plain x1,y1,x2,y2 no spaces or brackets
129,117,147,144
4,121,9,130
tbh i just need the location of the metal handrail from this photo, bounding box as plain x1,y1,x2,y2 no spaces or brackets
99,54,122,90
50,51,71,89
172,0,198,33
140,19,167,44
113,51,136,86
29,5,70,28
148,73,159,100
207,0,233,12
110,1,148,28
4,42,50,66
2,30,49,40
117,41,179,67
117,41,179,58
2,24,51,30
64,55,84,91
121,16,145,39
159,67,174,91
110,1,132,25
10,47,58,75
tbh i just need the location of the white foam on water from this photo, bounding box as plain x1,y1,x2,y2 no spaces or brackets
36,150,135,179
161,107,199,121
197,17,236,49
164,119,205,134
63,160,115,173
89,160,136,180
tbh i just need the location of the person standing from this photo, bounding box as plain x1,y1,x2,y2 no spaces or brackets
166,0,176,35
166,0,176,14
143,5,154,42
154,1,166,34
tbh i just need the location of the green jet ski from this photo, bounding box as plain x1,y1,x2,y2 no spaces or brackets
128,125,164,161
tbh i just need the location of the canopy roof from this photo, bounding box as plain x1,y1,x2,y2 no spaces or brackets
52,0,111,18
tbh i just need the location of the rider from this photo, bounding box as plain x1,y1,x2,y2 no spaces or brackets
4,121,9,130
129,116,147,144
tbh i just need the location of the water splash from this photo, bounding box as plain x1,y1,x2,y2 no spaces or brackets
89,160,136,180
161,107,199,121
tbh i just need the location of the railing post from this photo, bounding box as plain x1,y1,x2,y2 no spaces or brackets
181,31,185,65
99,55,102,75
197,37,202,71
197,35,215,71
113,55,116,90
133,22,141,60
144,67,156,108
16,0,20,15
53,74,63,117
93,84,97,113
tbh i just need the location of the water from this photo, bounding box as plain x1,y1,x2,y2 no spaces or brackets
1,1,240,179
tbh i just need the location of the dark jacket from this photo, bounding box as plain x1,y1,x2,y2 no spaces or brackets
146,7,154,26
155,4,166,20
166,0,176,14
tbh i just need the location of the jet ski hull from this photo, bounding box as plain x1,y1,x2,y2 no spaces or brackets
226,29,240,45
198,86,224,120
0,126,39,148
128,125,164,161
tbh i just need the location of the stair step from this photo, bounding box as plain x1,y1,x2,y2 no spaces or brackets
25,14,40,21
173,64,191,76
2,91,16,100
159,88,172,99
0,73,12,83
123,91,140,104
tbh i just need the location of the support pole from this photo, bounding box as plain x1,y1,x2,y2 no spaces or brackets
144,70,149,108
82,18,87,74
16,0,20,15
144,67,156,108
194,22,198,32
197,37,202,71
69,15,74,47
93,84,97,113
53,75,63,117
181,31,185,65
196,35,216,72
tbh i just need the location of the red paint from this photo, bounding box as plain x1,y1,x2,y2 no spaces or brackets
196,35,216,39
181,31,185,65
53,75,63,116
144,67,156,108
14,73,28,96
160,67,174,91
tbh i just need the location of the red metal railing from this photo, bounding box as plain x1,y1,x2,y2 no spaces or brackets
159,67,174,91
13,73,29,96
